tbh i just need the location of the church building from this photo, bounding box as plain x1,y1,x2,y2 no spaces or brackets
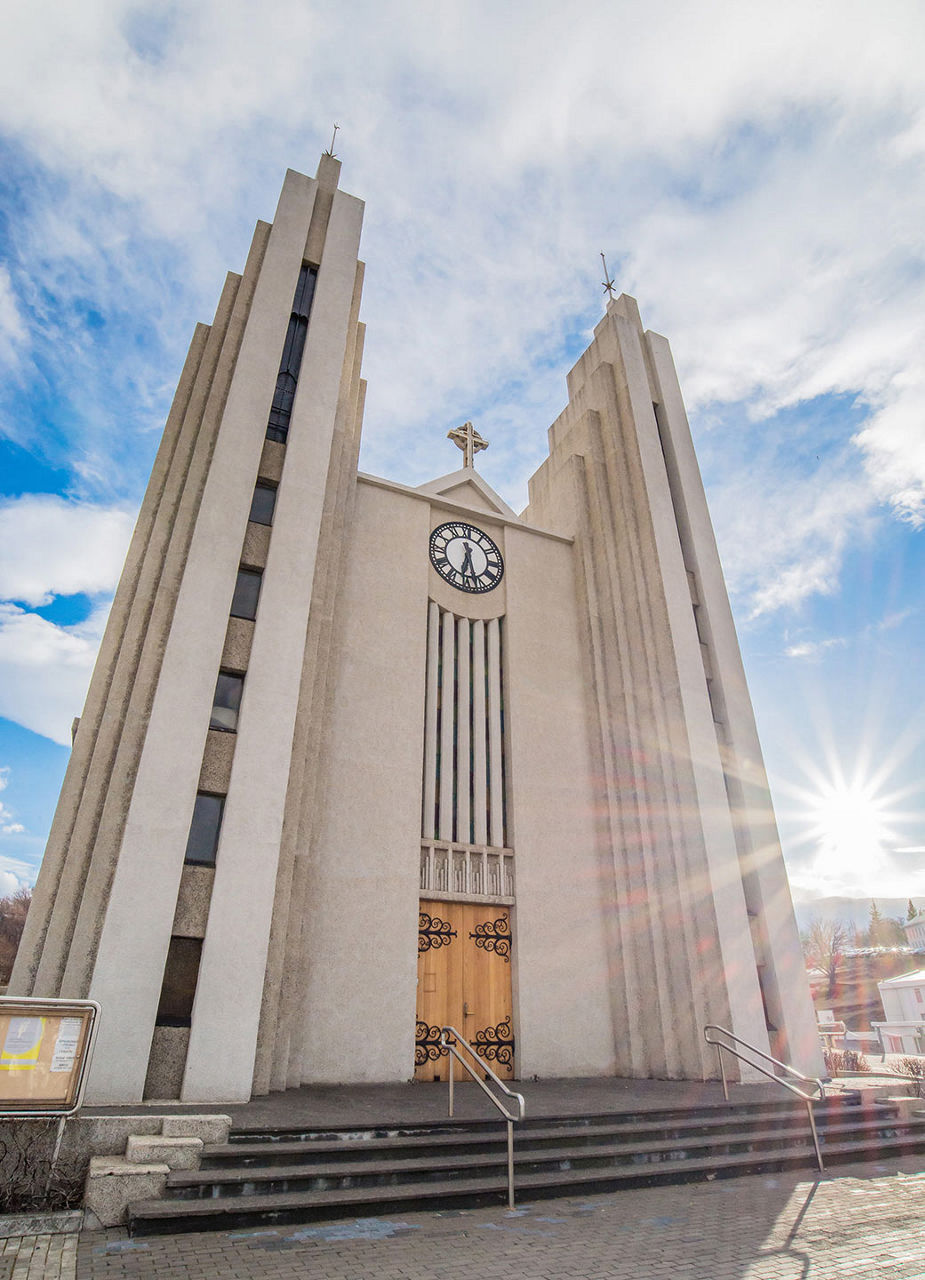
10,155,822,1104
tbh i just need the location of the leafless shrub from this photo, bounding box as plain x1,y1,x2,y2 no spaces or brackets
0,1121,85,1213
823,1048,871,1075
896,1056,925,1098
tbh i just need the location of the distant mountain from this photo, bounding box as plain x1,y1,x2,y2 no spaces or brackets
792,896,922,933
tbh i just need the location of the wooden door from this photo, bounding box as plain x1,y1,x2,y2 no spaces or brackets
415,900,514,1081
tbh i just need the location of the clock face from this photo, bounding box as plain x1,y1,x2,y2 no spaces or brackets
429,522,504,594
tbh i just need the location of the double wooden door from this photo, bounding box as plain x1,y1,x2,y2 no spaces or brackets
415,900,514,1081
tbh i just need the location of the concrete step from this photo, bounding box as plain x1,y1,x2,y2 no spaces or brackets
126,1095,925,1236
128,1129,925,1235
201,1103,888,1169
86,1157,170,1230
226,1097,844,1146
126,1135,204,1170
171,1115,925,1199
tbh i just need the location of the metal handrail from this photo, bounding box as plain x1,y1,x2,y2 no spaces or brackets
704,1024,827,1172
440,1025,526,1207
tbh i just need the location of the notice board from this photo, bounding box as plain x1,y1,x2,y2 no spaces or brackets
0,998,100,1115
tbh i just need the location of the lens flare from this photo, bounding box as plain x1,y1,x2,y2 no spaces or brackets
779,756,921,897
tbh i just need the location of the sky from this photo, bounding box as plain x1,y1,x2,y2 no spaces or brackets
0,0,923,906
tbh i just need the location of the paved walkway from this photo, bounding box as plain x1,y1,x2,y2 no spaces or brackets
82,1072,889,1132
3,1152,923,1280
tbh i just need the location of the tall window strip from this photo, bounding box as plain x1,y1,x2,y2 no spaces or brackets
266,264,318,442
422,603,507,847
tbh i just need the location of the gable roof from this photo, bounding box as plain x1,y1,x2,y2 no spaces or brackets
415,467,518,519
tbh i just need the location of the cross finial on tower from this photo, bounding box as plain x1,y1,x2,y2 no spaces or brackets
324,123,340,157
447,421,489,469
600,251,616,303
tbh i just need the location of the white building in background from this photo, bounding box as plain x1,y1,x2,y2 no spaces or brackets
905,913,925,949
874,970,925,1055
10,156,822,1104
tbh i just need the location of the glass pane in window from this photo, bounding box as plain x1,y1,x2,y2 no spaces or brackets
230,568,261,620
249,483,277,526
264,266,317,442
210,672,244,732
156,937,203,1026
184,793,224,866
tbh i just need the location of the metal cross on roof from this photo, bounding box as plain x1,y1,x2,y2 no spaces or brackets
600,251,616,302
447,421,489,469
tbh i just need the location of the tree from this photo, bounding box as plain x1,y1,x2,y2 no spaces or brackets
909,899,919,922
882,917,908,947
0,886,31,985
867,899,885,947
802,917,848,999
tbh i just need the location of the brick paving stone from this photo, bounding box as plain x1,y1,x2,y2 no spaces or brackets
53,1154,925,1280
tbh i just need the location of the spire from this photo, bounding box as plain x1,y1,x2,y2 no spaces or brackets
600,251,616,304
316,123,342,190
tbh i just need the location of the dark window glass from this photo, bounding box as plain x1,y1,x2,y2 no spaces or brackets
155,937,203,1027
230,568,262,620
184,793,224,866
210,671,244,732
266,265,317,443
249,482,277,526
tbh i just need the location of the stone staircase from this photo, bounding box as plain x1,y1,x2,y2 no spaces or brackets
127,1092,925,1235
83,1114,232,1228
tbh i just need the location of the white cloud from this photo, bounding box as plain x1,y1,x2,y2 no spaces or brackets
785,638,847,661
0,603,110,745
0,0,922,609
0,769,25,837
0,843,42,890
0,498,130,744
703,450,875,619
854,382,925,528
0,870,20,896
0,267,25,368
0,496,134,607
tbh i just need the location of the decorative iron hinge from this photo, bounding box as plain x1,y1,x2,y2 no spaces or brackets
469,914,511,961
474,1017,515,1068
415,1020,451,1065
418,911,457,953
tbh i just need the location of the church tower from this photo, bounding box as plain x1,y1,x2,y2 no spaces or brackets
11,159,822,1103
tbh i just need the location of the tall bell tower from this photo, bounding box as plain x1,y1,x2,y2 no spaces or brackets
11,154,368,1102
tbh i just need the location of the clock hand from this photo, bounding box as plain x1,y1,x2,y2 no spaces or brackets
460,542,475,575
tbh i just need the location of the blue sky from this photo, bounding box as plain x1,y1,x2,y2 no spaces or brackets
0,0,923,903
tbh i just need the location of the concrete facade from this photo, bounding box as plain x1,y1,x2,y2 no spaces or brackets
10,158,822,1103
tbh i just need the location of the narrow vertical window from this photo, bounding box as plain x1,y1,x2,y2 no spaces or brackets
210,671,244,732
249,481,277,526
267,265,318,443
230,567,262,620
155,937,203,1027
184,792,225,866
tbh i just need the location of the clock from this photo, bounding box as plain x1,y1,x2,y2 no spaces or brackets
429,522,504,594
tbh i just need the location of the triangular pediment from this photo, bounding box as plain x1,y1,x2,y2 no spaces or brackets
415,467,518,519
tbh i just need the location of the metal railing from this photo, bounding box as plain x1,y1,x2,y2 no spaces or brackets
704,1024,827,1172
440,1025,526,1208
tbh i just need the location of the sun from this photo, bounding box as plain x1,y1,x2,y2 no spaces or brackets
784,761,913,897
806,781,893,869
